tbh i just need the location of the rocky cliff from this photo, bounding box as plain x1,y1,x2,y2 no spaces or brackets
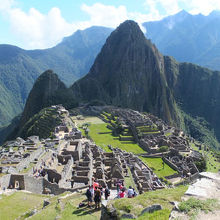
71,20,179,125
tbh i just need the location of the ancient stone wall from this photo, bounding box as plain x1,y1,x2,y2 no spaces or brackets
0,174,11,189
10,174,25,189
59,157,73,187
24,175,44,194
163,157,179,172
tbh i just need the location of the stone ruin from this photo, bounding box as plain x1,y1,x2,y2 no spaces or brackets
0,105,202,195
100,107,191,154
0,105,165,195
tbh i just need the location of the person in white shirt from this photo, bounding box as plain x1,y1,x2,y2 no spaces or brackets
127,186,134,198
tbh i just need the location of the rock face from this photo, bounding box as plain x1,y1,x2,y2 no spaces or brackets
71,20,178,125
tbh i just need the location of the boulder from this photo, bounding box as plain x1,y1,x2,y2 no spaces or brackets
121,213,137,219
140,204,162,216
101,204,118,220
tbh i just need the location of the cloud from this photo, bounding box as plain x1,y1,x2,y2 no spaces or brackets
1,0,220,49
0,0,14,11
80,3,148,33
81,3,128,28
0,2,151,49
8,7,75,48
183,0,220,15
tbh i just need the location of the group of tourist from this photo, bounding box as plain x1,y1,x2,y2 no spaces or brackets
84,179,138,210
33,167,44,178
85,180,111,209
116,180,137,198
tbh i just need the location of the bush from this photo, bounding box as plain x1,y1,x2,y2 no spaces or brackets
159,146,169,152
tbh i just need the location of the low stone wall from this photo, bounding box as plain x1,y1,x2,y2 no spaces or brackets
165,173,181,179
138,152,169,157
163,157,179,172
43,178,88,195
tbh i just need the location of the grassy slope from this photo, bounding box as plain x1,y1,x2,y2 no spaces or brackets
111,185,188,219
31,193,101,220
0,192,48,220
140,157,177,178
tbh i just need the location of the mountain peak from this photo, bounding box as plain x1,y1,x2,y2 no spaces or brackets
112,20,145,40
71,20,177,124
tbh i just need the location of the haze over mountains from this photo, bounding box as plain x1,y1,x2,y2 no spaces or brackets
143,10,220,70
2,10,220,148
0,26,112,127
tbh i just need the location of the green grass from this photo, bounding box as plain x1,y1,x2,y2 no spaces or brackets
74,116,145,154
179,197,219,219
124,167,138,192
88,123,145,154
137,209,170,220
111,185,188,219
140,157,177,178
0,192,48,220
73,116,146,154
165,132,172,137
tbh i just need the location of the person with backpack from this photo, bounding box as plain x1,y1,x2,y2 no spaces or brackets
86,186,93,207
94,186,102,209
104,187,110,200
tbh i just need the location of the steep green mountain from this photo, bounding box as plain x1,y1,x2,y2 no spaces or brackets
6,70,77,142
19,70,76,128
71,20,220,149
143,10,220,70
0,26,112,127
71,20,179,125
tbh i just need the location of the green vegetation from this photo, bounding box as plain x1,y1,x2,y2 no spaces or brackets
182,111,220,150
179,197,219,219
111,185,188,219
190,142,220,172
0,27,111,132
0,192,48,220
75,115,145,154
124,167,138,192
87,123,145,154
22,162,35,174
140,157,177,178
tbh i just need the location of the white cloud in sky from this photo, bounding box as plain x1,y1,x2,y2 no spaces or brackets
80,3,128,28
185,0,220,15
8,7,75,48
1,0,220,49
